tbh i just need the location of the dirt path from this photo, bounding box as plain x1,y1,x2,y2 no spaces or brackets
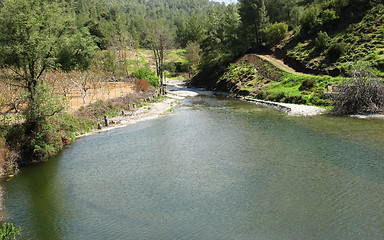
257,54,311,76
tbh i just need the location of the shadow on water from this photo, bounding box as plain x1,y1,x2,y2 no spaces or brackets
1,95,384,240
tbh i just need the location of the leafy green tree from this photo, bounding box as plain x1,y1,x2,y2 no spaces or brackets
0,0,93,160
299,5,320,33
264,22,288,46
176,15,206,47
265,0,299,25
238,0,269,48
199,4,242,66
56,28,98,71
185,41,202,77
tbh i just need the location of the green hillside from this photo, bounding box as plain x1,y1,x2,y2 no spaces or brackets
280,3,384,76
215,54,345,107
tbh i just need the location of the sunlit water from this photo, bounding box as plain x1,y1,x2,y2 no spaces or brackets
2,96,384,240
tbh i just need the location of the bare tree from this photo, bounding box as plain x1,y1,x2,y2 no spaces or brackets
146,20,173,95
332,62,384,115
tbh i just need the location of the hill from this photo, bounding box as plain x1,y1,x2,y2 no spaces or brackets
189,1,383,107
275,3,384,76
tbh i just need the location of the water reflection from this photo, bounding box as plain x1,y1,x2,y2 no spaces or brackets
2,96,384,240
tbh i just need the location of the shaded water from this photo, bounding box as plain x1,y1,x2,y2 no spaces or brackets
2,96,384,240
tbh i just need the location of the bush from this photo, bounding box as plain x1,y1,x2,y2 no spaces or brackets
28,122,63,161
299,79,317,91
315,31,331,51
132,67,160,87
135,79,151,92
326,42,345,61
320,9,339,25
0,222,21,240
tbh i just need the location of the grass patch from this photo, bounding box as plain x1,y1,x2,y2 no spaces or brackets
257,73,347,106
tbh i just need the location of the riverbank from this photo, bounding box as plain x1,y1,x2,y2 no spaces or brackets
85,80,328,137
79,79,384,137
78,79,200,136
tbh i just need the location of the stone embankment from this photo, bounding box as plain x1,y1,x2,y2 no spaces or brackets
243,97,326,116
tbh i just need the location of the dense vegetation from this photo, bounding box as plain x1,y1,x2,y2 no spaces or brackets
188,0,384,112
191,0,383,84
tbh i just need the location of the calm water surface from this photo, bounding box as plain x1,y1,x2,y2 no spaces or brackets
2,96,384,240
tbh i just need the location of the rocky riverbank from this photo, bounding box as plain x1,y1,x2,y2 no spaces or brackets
243,97,326,116
79,79,200,136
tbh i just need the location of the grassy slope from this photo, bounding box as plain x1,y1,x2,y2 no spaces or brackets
216,54,346,107
283,4,384,76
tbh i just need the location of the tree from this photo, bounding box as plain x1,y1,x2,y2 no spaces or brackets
265,0,299,25
199,4,242,67
145,20,173,95
0,0,67,127
264,22,288,46
238,0,269,48
56,28,98,71
185,42,202,77
0,0,95,160
176,15,205,47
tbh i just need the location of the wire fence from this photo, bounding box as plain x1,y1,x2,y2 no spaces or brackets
65,82,135,112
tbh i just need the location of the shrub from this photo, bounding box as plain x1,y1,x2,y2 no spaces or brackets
132,67,160,87
0,222,21,240
299,79,317,91
28,122,63,161
135,79,151,92
315,31,331,51
320,9,339,25
326,42,345,61
332,65,384,114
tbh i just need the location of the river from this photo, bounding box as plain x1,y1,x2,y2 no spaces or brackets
1,95,384,239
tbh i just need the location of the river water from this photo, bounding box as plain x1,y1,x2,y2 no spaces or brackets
2,95,384,240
